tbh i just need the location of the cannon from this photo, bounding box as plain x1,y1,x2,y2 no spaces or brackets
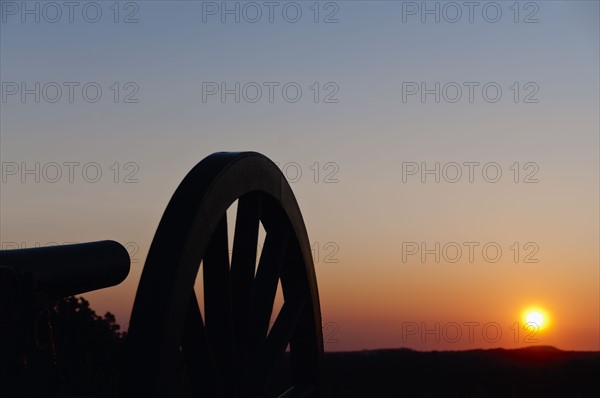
0,241,131,396
0,152,325,398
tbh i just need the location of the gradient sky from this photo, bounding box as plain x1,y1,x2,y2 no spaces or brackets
1,1,598,352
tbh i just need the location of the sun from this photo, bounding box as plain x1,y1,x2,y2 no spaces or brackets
526,311,544,326
522,307,550,331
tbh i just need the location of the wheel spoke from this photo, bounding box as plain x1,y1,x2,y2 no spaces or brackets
251,228,290,343
265,294,307,367
230,192,262,392
250,293,307,395
230,193,262,315
182,292,222,396
277,385,314,398
202,214,233,391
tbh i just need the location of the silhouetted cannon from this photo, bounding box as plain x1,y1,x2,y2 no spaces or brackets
0,241,130,300
0,152,325,398
0,241,131,397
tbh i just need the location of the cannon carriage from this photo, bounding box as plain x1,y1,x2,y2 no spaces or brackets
0,152,325,398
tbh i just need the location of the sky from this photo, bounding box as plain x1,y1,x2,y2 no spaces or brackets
1,0,598,352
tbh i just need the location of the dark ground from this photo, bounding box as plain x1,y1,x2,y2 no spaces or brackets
6,297,599,397
323,346,600,397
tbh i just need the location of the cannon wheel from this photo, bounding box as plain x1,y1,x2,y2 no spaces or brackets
122,152,324,398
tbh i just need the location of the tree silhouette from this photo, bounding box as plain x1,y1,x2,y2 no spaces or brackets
9,296,125,398
52,296,125,397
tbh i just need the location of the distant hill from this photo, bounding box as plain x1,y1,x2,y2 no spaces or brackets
323,346,600,397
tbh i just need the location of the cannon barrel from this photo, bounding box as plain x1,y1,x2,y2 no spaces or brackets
0,240,130,300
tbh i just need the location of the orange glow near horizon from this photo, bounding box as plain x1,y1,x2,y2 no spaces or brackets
74,245,600,352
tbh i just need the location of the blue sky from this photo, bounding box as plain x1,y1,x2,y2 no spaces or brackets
1,1,599,350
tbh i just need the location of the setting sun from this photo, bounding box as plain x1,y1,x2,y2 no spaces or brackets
522,307,551,331
526,312,544,326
